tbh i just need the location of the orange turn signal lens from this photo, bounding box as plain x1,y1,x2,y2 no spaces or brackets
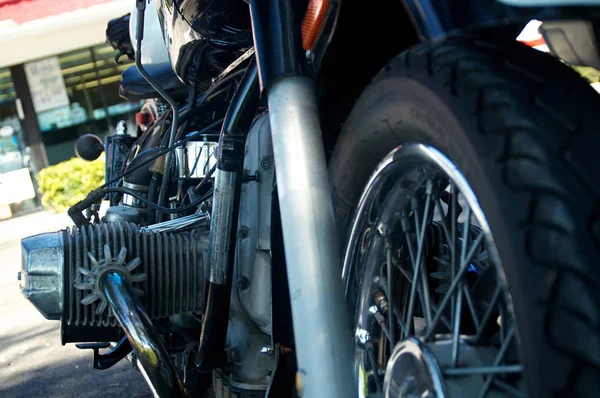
301,0,330,51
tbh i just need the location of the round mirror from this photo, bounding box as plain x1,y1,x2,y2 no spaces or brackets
75,134,104,161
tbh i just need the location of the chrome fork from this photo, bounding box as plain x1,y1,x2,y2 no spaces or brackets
267,76,355,397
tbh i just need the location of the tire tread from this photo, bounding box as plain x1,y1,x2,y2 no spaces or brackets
333,36,600,396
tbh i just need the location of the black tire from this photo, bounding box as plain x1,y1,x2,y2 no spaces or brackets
329,36,600,397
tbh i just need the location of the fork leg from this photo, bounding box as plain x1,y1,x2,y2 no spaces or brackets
267,76,355,397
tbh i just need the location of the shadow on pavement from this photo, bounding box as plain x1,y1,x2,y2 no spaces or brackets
0,355,152,398
0,325,58,352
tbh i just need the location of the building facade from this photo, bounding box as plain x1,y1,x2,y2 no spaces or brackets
0,0,137,218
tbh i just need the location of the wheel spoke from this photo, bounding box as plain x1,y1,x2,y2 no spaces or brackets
395,265,453,333
477,326,516,398
460,206,472,264
452,206,472,366
424,230,485,341
400,217,429,335
436,198,454,256
396,261,413,282
430,302,453,331
451,287,464,366
392,306,409,337
413,195,434,327
475,283,503,342
462,283,481,332
404,181,433,335
450,183,457,325
385,245,396,346
394,266,452,333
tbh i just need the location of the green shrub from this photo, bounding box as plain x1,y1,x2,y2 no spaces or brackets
36,158,105,212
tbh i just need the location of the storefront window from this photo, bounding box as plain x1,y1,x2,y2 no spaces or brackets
0,68,39,218
39,44,142,165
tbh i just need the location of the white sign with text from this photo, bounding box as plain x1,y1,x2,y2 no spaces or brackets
24,56,70,113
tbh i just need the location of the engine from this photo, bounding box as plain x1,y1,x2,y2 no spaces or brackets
19,108,278,397
21,221,209,344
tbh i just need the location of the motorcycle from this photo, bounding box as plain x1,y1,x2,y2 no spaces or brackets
19,0,600,397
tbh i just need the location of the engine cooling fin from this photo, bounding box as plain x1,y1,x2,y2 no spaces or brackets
20,221,208,343
64,222,206,328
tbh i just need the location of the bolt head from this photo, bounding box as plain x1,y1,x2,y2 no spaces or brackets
237,276,250,291
238,227,249,239
260,159,272,169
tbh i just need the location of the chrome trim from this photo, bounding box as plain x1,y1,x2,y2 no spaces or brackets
383,338,446,398
215,47,256,82
140,213,210,233
342,143,498,294
175,141,218,179
102,271,189,398
123,181,149,192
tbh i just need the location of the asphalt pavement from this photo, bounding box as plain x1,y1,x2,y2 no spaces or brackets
0,210,152,397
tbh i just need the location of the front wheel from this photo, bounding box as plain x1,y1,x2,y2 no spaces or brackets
329,37,600,397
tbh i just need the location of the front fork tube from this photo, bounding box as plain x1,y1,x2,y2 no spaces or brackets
249,0,355,394
267,77,355,397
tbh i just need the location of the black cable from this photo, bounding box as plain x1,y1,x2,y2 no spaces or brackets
68,118,222,226
100,118,223,190
188,84,197,108
146,172,160,223
204,86,231,103
104,187,213,214
198,69,245,103
193,163,217,193
153,63,243,219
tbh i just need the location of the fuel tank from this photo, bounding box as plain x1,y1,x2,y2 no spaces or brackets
155,0,253,84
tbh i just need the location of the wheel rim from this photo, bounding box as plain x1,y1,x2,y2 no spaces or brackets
343,143,526,398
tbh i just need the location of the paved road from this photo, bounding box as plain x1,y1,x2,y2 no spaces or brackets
0,211,152,397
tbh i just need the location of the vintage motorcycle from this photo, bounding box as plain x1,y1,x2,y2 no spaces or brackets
19,0,600,397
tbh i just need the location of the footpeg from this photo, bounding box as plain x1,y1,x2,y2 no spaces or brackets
76,336,132,370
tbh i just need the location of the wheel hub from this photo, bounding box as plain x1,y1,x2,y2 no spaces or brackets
384,336,510,398
383,338,444,398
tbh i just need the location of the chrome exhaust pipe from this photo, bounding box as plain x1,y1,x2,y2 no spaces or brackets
102,271,189,398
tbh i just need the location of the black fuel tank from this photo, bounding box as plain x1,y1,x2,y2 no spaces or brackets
156,0,252,83
174,0,252,46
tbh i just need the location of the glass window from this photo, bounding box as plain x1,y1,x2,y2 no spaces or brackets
0,69,39,217
0,68,16,105
38,44,142,165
